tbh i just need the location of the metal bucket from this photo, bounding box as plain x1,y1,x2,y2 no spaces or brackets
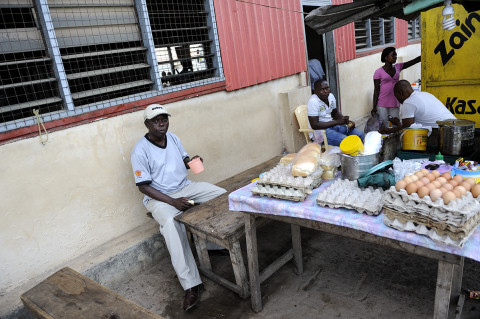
437,119,475,156
339,152,380,181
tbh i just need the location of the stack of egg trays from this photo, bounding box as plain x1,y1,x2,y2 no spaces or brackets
382,187,480,247
315,179,385,216
251,163,324,202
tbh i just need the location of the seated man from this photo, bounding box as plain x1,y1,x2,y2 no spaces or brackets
379,80,456,134
307,79,365,146
130,104,226,312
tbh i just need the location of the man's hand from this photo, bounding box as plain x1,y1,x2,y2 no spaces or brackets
170,197,195,211
389,116,401,127
347,120,356,129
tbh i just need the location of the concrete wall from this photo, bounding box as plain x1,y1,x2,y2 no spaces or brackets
0,74,310,312
337,43,422,120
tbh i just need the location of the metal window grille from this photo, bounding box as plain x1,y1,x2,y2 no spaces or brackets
354,17,395,51
146,0,218,89
408,16,421,40
0,0,223,132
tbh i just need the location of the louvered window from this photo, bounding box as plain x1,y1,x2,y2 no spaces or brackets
354,17,395,51
0,0,62,124
408,16,421,41
0,0,223,133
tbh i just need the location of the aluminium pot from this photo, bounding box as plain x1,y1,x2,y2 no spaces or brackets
339,152,380,181
437,119,475,156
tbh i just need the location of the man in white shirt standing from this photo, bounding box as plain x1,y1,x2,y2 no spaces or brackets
380,80,455,133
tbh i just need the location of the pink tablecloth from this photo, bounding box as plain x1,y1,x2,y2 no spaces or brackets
228,179,480,263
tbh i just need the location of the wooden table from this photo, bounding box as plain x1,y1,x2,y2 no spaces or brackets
229,181,480,319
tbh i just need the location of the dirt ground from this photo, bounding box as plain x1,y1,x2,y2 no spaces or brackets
114,221,480,319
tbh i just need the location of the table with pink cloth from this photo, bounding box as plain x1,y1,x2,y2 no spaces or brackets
229,178,480,317
229,179,480,263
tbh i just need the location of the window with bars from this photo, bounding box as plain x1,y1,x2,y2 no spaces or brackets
354,17,395,51
0,0,223,133
408,16,421,41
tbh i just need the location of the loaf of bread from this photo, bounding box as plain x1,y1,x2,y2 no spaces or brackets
291,143,322,177
280,153,296,165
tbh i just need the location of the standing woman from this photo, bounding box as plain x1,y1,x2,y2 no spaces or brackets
372,47,420,128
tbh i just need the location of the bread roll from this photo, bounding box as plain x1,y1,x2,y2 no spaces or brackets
291,143,322,177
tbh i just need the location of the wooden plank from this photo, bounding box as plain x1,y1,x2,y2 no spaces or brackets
259,249,294,284
21,267,164,319
454,293,465,319
291,224,303,275
197,267,242,295
434,260,455,319
193,234,211,271
229,240,250,299
245,214,262,313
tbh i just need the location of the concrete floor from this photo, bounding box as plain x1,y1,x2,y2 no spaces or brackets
112,221,480,319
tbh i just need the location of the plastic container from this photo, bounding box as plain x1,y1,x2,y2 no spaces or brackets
188,157,204,174
452,167,480,183
402,128,428,151
340,135,364,155
339,152,380,181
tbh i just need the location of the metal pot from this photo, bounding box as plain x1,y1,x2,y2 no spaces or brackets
339,152,380,181
437,119,475,156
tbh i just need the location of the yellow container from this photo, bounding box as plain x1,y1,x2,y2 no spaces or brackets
340,135,364,155
402,128,428,151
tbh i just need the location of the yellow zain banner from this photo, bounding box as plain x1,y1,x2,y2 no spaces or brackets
421,4,480,127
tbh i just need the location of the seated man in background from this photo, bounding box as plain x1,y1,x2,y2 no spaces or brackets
130,104,226,312
307,79,365,146
379,80,456,134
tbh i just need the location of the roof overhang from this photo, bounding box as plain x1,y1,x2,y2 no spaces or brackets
304,0,480,34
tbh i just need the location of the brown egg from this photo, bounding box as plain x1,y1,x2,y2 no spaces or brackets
453,189,462,198
436,177,447,185
453,175,464,183
420,168,429,175
429,189,443,202
471,183,480,198
465,177,476,186
431,180,442,188
426,183,437,192
410,175,419,182
417,186,430,198
425,173,436,182
415,180,424,188
448,180,459,188
443,183,454,191
406,183,418,195
439,187,448,194
415,171,424,179
395,180,407,191
421,177,430,185
432,170,441,178
461,181,472,191
403,176,413,184
443,191,456,204
455,185,466,196
441,172,452,181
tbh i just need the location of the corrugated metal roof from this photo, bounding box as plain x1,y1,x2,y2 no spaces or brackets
213,0,306,91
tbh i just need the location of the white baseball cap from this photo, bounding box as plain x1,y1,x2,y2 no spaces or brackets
144,104,171,121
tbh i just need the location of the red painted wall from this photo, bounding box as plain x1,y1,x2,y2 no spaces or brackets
213,0,306,91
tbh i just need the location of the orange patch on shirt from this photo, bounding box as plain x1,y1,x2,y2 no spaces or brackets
135,170,141,177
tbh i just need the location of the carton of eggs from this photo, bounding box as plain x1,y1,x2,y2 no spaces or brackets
394,169,477,205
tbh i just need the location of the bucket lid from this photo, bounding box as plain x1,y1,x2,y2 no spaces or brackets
339,135,362,154
436,119,475,126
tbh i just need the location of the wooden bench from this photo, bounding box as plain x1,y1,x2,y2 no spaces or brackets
174,156,281,299
21,267,164,319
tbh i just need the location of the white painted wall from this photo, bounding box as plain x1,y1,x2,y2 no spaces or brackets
0,74,309,299
337,43,422,120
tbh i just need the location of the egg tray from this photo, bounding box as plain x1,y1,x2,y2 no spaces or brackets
315,179,385,216
251,184,307,202
383,187,480,227
383,208,479,248
256,163,324,191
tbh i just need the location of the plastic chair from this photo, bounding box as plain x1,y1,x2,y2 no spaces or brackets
294,105,329,149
